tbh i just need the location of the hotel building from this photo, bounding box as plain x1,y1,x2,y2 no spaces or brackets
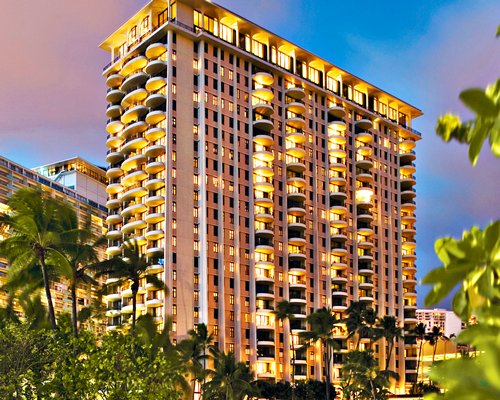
0,156,107,330
100,0,421,389
416,309,464,338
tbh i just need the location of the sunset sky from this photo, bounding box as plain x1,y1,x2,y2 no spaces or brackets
1,0,499,306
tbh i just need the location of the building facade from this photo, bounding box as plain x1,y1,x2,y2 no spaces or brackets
0,156,107,330
100,0,421,389
416,309,463,338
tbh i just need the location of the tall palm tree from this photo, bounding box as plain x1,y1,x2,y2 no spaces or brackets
299,307,339,400
0,189,71,329
58,212,106,337
426,325,443,364
377,316,403,371
202,349,257,400
91,239,164,329
179,323,215,399
412,323,427,382
344,301,377,350
274,300,298,391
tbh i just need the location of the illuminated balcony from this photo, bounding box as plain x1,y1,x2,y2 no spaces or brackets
286,130,306,144
403,288,418,298
253,131,274,147
355,155,373,169
354,118,373,130
145,110,166,125
106,167,123,179
121,71,148,92
144,144,166,158
255,238,274,254
146,298,163,308
121,186,148,202
355,129,372,144
400,161,416,175
286,187,306,202
145,91,166,108
330,228,347,242
145,161,165,175
145,76,167,92
255,268,274,283
145,229,165,241
332,257,348,270
331,242,347,257
256,287,275,300
403,263,417,274
253,148,274,162
331,271,348,283
121,105,148,124
106,119,124,135
106,183,123,195
145,126,165,142
285,155,306,173
122,120,148,139
145,43,167,59
121,169,148,187
328,144,346,158
121,153,147,172
106,151,124,164
288,260,306,275
254,194,273,207
357,207,373,222
285,100,306,115
121,203,147,218
121,219,147,234
252,98,273,116
328,120,347,134
286,113,306,130
330,212,347,229
403,276,417,287
253,71,274,86
121,137,148,155
253,177,273,193
402,251,417,261
106,73,123,88
254,207,274,223
253,115,274,132
145,212,165,225
106,198,121,209
329,184,347,199
144,178,165,191
355,187,373,207
287,215,306,231
288,247,306,261
144,195,165,207
106,104,123,119
287,200,306,217
106,213,122,225
359,294,374,303
146,246,165,257
358,278,374,289
332,284,348,297
328,105,346,118
400,149,416,163
146,264,164,274
252,85,274,101
106,246,122,257
121,55,148,77
121,88,148,108
401,174,416,187
358,251,374,263
145,59,167,75
106,89,125,104
285,86,305,100
253,162,274,178
288,231,306,246
286,173,306,188
402,238,417,250
255,222,274,238
106,230,122,240
402,201,416,212
356,167,373,183
289,277,307,290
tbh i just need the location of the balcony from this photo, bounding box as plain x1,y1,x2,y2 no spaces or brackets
256,287,275,300
254,193,273,208
146,246,165,257
286,173,306,188
253,71,274,86
255,238,274,254
144,178,165,191
286,130,305,144
121,169,148,187
288,231,306,246
253,130,274,147
328,144,346,158
285,86,305,100
122,120,148,139
106,151,124,164
328,105,346,118
289,260,306,275
106,104,123,119
106,245,122,257
287,200,306,217
106,73,123,88
121,83,148,107
145,91,166,108
144,144,166,158
254,207,274,223
121,137,148,155
253,114,274,132
106,167,123,179
145,161,165,175
106,89,125,104
121,71,148,92
145,126,165,142
400,161,416,175
146,110,166,125
106,183,123,195
121,186,148,202
144,195,165,207
121,202,147,218
145,42,167,59
121,104,148,124
145,76,167,92
144,212,165,224
121,219,147,234
254,176,274,193
121,55,148,77
355,155,373,169
354,118,373,130
106,198,121,210
286,99,306,115
145,58,167,75
106,119,124,135
106,212,122,225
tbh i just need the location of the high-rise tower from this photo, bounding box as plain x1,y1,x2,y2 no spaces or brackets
101,0,421,391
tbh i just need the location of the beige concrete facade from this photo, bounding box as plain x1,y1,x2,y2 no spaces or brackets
101,0,421,389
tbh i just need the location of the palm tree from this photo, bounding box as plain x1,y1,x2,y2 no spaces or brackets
91,239,164,329
377,316,403,371
0,189,71,329
426,325,443,364
300,307,339,400
58,212,106,337
274,300,298,391
344,301,378,350
202,349,257,400
179,323,215,399
412,323,427,382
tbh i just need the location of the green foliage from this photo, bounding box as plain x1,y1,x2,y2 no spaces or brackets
423,25,500,400
0,319,187,399
436,78,500,165
423,221,500,321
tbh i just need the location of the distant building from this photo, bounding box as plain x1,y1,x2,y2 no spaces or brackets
416,308,463,337
0,155,107,331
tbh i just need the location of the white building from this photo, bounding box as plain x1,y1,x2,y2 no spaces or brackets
416,308,463,337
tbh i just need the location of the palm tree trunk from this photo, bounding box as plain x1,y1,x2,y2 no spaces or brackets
416,340,423,382
40,254,57,329
291,346,296,400
432,342,437,364
132,282,139,329
324,342,331,400
386,340,394,370
71,277,78,337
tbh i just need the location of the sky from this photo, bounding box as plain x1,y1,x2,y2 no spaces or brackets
1,0,499,307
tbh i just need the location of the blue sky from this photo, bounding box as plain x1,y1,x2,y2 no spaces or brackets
1,0,499,307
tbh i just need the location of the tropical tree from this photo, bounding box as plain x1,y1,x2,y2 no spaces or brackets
341,350,390,400
58,212,106,337
299,307,338,400
274,299,299,393
91,239,164,329
202,349,257,400
344,302,376,350
376,316,403,371
178,323,215,399
412,322,427,383
0,188,72,329
426,325,443,364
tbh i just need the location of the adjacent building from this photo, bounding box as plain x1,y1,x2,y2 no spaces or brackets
100,0,422,390
416,308,463,338
0,155,107,330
